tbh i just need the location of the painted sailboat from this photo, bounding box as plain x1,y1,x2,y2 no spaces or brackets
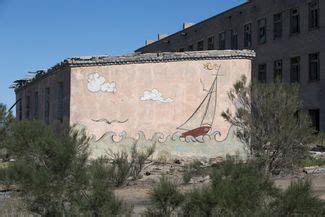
177,66,220,138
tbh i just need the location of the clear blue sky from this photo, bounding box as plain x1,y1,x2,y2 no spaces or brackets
0,0,245,109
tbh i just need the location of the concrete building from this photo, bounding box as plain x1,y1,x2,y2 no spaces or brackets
13,51,255,159
136,0,324,132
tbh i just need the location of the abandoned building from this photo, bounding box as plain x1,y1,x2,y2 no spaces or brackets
136,0,324,132
13,50,254,139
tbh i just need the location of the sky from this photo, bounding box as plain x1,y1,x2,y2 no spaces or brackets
0,0,245,110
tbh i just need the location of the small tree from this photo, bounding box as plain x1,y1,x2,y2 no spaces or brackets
222,76,316,174
0,103,14,158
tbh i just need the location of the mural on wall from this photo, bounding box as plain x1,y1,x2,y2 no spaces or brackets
71,58,252,160
140,89,173,103
87,72,117,93
177,64,222,139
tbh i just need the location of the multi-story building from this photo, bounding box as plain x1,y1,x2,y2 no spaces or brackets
136,0,324,132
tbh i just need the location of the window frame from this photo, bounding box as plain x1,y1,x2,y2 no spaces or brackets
257,18,267,44
309,52,320,81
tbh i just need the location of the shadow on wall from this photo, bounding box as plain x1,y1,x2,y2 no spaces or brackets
74,124,247,161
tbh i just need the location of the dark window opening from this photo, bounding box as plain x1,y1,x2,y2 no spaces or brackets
258,64,267,83
273,13,282,39
188,44,194,51
309,53,320,81
219,32,226,50
34,91,39,119
290,57,300,83
258,18,267,44
244,23,252,48
18,100,22,121
179,48,185,52
57,82,64,123
197,40,204,51
309,109,320,132
207,36,215,50
231,30,238,49
309,0,319,30
274,60,283,81
290,8,300,34
45,87,50,125
26,95,30,120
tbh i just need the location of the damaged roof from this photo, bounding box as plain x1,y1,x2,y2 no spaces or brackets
12,50,255,89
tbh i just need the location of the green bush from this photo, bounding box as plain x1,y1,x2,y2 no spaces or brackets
145,176,184,217
271,179,325,216
182,160,203,184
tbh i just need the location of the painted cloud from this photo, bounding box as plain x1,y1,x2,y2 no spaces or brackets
140,89,173,103
87,73,117,93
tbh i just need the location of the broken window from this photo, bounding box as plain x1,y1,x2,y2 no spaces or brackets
207,36,215,50
34,91,39,119
244,23,252,48
197,40,204,51
258,64,267,83
290,57,300,83
290,8,300,34
309,52,320,81
219,32,226,50
45,87,50,124
26,95,30,120
188,44,194,51
57,82,64,122
273,13,282,39
231,30,238,49
274,59,283,81
258,18,267,44
18,99,22,121
309,0,319,30
309,109,320,132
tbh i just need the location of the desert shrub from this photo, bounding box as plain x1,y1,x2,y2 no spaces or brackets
299,155,325,167
3,120,130,216
107,142,155,187
182,160,203,184
180,156,277,216
75,158,132,216
145,176,184,217
271,179,325,216
222,76,316,175
0,103,13,160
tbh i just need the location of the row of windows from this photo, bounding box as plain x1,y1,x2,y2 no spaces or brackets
257,52,320,83
177,0,320,52
18,82,65,124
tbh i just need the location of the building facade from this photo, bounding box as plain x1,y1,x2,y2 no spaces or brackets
136,0,324,132
14,50,254,159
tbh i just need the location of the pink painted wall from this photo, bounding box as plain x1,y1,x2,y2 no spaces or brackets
70,59,251,140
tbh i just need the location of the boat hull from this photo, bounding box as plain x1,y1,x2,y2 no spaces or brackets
181,126,211,138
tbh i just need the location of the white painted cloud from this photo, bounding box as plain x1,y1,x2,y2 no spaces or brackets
87,73,117,93
140,89,173,103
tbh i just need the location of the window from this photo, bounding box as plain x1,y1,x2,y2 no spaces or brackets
309,53,320,81
207,36,215,50
231,30,238,49
188,44,194,51
274,60,283,81
18,99,22,121
34,91,39,119
258,18,267,44
197,40,204,51
309,109,320,132
219,32,226,50
290,57,300,83
258,64,267,83
57,82,64,122
290,8,300,34
244,23,252,48
179,48,185,52
273,13,282,39
26,95,30,120
309,0,319,30
45,87,50,124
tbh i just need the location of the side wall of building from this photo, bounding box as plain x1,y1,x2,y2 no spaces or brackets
15,69,71,126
